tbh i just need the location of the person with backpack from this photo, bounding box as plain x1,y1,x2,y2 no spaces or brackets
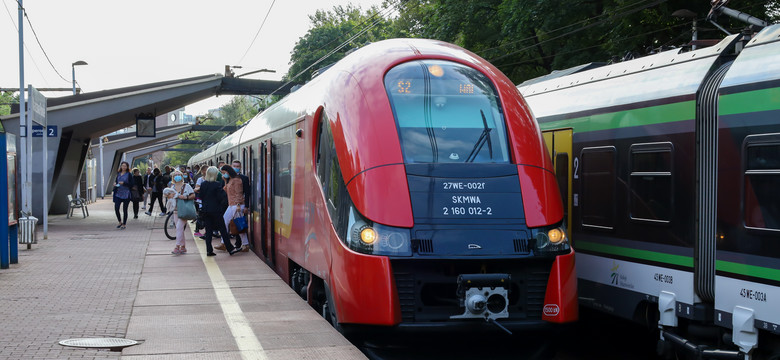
145,168,167,216
194,166,238,256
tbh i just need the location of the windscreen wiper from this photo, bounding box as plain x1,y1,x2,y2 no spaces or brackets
465,110,492,162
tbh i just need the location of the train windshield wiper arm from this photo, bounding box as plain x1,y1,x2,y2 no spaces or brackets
465,110,493,162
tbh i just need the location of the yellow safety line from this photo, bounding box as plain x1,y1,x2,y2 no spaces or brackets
191,227,267,360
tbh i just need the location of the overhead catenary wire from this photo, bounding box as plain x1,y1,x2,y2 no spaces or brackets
14,0,70,83
296,0,400,65
236,0,277,65
487,0,669,63
493,21,695,70
2,0,49,87
266,0,399,98
480,0,663,55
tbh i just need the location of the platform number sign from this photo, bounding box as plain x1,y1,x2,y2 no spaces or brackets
31,125,58,137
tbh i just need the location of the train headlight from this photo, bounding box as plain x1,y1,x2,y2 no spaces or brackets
346,206,412,257
547,228,565,244
530,223,570,254
360,227,377,245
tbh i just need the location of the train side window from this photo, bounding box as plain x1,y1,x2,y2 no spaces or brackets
744,137,780,231
315,115,350,232
629,143,673,224
273,142,292,199
580,147,616,230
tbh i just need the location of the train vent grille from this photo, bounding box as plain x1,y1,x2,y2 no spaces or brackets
394,272,416,322
526,270,551,319
412,239,434,253
513,238,530,253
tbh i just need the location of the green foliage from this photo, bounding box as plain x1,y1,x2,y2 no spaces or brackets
396,0,779,83
286,4,395,82
287,0,778,84
163,95,260,167
1,91,19,117
131,161,149,175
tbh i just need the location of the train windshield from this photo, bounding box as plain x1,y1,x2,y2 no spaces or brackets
385,60,510,163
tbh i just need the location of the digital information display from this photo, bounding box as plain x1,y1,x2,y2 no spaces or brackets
408,175,524,220
395,79,478,96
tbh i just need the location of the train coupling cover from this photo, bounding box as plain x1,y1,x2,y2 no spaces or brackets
450,274,511,326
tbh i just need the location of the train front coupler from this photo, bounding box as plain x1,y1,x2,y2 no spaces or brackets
449,273,513,334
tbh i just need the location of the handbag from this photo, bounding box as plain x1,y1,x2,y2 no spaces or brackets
130,188,142,202
176,199,198,220
229,216,248,235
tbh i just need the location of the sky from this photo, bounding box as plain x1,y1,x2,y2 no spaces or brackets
1,0,387,115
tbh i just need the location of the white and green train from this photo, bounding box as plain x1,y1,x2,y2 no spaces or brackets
518,21,780,359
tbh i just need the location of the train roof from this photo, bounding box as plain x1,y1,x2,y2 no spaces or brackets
517,63,606,88
518,34,739,98
234,38,508,144
720,23,780,90
517,34,742,119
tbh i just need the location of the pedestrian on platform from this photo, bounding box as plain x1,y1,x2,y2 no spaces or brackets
113,161,133,229
168,170,195,255
163,166,172,187
215,165,249,252
131,168,143,219
194,166,238,256
145,168,167,216
232,160,251,249
193,165,209,237
192,165,202,182
217,161,226,185
142,167,152,210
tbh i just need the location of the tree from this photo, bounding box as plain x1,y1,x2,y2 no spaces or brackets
1,91,19,117
163,95,260,167
395,0,780,84
286,4,395,82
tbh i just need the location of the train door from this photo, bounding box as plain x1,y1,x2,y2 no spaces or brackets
542,129,573,238
262,139,276,266
243,147,253,249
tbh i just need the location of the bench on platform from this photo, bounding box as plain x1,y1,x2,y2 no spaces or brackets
66,194,89,218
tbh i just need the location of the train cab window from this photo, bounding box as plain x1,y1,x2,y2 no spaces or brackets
629,143,673,223
581,147,616,230
384,60,510,163
273,143,292,199
316,115,348,227
744,139,780,231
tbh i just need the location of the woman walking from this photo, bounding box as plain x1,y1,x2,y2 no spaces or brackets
131,168,143,219
168,170,195,255
215,165,249,252
194,166,238,256
113,161,133,229
145,168,167,216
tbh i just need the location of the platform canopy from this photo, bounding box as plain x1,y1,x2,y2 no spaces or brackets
0,75,295,218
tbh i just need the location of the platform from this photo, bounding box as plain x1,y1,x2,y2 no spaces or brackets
0,198,366,359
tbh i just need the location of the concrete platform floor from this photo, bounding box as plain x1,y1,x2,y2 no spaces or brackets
0,198,365,360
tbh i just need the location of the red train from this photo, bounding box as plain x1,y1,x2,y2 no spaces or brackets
189,38,576,334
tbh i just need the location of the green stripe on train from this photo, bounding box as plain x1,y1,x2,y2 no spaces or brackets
577,241,780,281
538,101,695,132
716,260,780,282
719,87,780,116
575,241,693,268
